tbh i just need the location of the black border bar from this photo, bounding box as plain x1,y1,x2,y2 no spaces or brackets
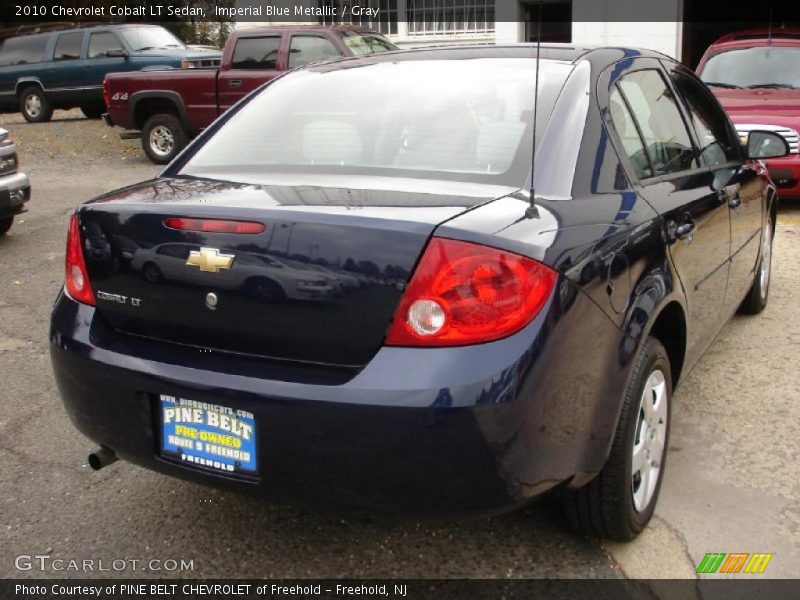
0,0,799,24
5,579,800,600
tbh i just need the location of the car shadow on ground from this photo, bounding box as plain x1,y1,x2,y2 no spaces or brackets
103,473,613,578
0,111,90,126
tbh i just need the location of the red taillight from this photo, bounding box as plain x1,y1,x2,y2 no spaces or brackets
102,77,110,107
65,214,95,306
385,238,557,347
163,217,266,234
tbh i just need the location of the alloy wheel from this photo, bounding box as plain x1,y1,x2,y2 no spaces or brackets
149,126,175,158
25,94,41,118
631,368,668,512
143,264,161,283
759,220,772,301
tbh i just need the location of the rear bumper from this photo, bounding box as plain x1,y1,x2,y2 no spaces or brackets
765,154,800,199
0,171,30,218
50,287,624,515
103,112,141,140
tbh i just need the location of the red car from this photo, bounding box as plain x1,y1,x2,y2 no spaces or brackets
697,29,800,199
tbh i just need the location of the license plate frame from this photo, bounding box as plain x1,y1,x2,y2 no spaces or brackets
158,394,258,476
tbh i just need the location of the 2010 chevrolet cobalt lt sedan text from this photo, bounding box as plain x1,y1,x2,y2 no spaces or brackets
50,45,788,540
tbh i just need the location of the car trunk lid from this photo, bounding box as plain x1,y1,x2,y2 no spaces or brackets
78,177,514,366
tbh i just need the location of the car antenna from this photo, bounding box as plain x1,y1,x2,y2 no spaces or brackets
768,7,774,46
526,0,543,219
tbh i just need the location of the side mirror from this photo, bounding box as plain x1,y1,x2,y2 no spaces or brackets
106,48,128,59
745,130,790,159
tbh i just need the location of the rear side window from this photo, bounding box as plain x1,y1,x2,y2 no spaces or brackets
340,32,397,55
609,89,652,179
288,35,340,69
672,71,739,167
231,36,281,70
88,32,124,59
0,35,47,66
53,32,84,61
615,70,698,177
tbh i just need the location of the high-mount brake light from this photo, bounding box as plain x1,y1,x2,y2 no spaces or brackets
65,214,95,306
163,217,266,234
385,238,557,347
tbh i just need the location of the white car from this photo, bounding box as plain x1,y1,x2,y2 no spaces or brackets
0,128,30,235
307,263,363,290
130,244,333,302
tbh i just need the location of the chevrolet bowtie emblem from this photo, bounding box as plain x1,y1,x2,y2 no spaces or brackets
186,247,234,273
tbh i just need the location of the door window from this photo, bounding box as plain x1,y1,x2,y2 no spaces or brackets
288,35,340,69
615,70,698,178
53,32,83,61
88,32,124,59
672,71,740,167
231,36,281,70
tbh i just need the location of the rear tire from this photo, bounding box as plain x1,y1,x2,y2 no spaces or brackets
81,106,104,119
19,86,53,123
0,216,13,235
142,262,163,284
563,337,671,541
247,278,286,303
739,219,773,315
142,113,187,165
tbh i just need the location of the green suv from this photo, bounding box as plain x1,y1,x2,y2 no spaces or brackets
0,25,220,122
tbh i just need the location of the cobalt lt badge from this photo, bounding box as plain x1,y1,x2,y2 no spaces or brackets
186,247,234,273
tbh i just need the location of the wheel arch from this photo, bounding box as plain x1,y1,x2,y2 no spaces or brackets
130,91,189,132
767,184,778,231
15,78,44,96
647,301,687,388
244,275,285,292
619,261,687,389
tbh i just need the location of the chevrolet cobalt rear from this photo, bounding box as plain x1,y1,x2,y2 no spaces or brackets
50,46,786,540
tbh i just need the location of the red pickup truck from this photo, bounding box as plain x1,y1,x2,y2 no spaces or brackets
103,25,397,163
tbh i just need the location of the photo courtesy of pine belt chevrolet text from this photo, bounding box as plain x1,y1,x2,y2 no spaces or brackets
49,43,788,542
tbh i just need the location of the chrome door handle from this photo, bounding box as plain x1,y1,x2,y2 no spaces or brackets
718,184,741,206
675,220,696,240
228,79,242,88
667,215,696,243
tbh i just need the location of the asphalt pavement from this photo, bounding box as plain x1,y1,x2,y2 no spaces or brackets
0,110,797,584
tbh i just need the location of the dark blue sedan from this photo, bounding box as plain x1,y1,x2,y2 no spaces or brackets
50,45,787,540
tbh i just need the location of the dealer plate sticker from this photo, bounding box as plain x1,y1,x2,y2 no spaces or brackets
159,394,257,475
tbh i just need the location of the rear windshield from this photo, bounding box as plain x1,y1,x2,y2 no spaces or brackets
180,58,573,186
0,34,48,66
700,46,800,89
340,31,398,55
